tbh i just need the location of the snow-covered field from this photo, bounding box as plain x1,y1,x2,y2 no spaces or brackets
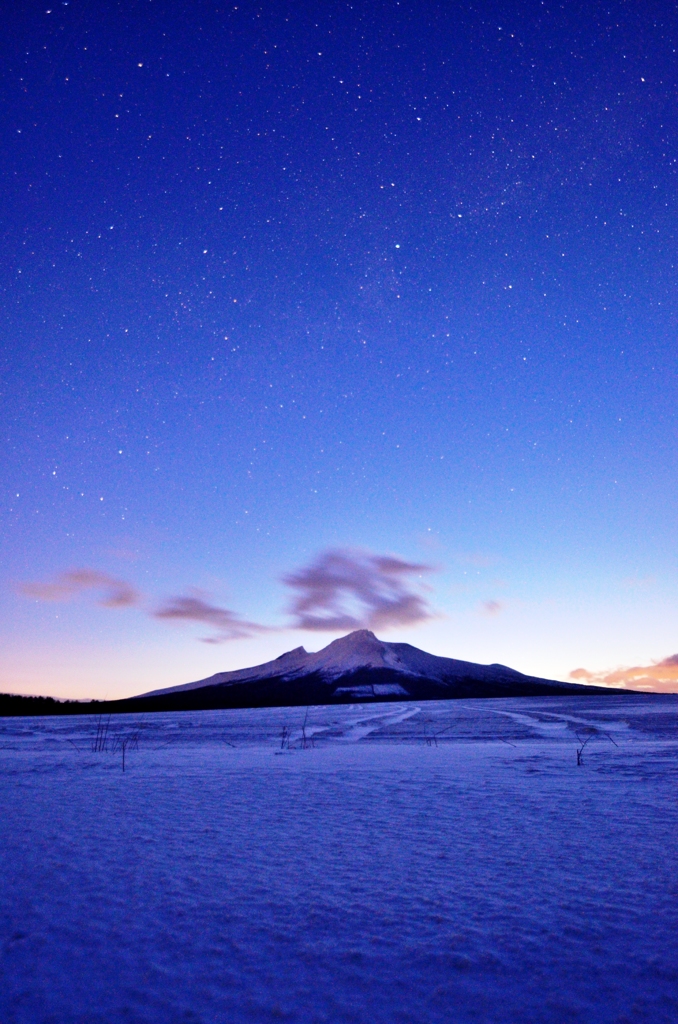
2,694,677,1024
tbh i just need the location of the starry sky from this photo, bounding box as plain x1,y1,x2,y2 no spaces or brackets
2,0,678,699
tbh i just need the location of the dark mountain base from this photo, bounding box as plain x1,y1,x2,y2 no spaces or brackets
121,667,620,712
1,668,622,717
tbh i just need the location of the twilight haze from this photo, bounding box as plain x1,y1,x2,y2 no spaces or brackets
2,2,677,699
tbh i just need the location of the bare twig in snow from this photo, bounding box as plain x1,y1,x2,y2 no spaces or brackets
91,715,111,753
112,730,140,772
576,727,618,765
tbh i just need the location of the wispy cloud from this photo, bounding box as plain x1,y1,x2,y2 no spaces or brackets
18,547,438,644
18,569,139,608
570,655,678,693
458,552,498,567
282,547,435,631
481,599,503,615
621,575,656,590
153,594,270,643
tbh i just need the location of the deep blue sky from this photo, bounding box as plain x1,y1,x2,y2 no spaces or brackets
3,0,678,697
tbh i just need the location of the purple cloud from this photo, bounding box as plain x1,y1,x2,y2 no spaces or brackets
19,569,139,608
153,594,269,643
19,549,438,644
282,548,435,632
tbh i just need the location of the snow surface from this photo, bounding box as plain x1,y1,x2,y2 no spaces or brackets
1,693,677,1024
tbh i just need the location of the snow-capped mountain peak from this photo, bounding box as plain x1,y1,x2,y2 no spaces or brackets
139,628,558,699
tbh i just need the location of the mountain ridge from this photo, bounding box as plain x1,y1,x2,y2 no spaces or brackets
133,629,617,708
139,629,533,696
0,630,629,717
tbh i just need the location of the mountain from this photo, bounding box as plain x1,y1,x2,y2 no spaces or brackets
127,630,615,711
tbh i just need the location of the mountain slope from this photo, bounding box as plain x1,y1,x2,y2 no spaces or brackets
128,630,615,711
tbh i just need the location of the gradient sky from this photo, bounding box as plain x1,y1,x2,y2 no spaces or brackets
2,0,677,699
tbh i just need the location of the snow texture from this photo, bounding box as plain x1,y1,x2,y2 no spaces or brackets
1,693,677,1024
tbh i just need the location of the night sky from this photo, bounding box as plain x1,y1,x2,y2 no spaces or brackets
3,0,678,698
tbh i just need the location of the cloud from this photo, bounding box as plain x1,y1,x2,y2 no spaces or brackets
481,600,503,615
153,594,269,643
282,548,435,632
621,575,656,590
458,552,498,567
570,654,678,693
19,569,139,608
19,548,438,645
